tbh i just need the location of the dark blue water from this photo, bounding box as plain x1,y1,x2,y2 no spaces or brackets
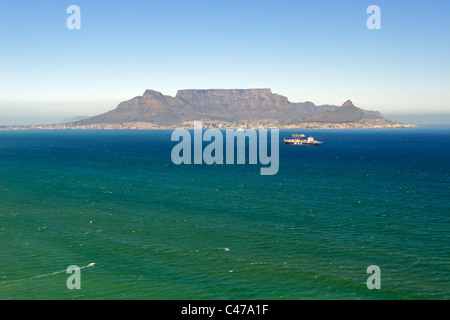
0,128,449,299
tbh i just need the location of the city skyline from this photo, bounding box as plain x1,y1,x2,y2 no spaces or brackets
1,0,449,124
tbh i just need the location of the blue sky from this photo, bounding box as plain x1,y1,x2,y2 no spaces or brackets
0,0,449,124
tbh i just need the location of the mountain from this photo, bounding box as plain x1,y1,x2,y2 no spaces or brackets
77,89,389,126
302,100,383,123
80,90,185,125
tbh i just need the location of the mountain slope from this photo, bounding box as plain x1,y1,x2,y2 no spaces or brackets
302,100,383,123
77,90,386,125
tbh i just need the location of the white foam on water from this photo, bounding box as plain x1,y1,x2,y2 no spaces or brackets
0,262,96,285
31,262,96,279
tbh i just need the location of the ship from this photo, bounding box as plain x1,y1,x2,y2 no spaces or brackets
283,134,323,146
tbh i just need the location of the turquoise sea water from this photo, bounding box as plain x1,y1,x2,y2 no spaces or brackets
0,128,449,299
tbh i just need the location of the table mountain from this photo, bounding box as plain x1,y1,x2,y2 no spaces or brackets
77,89,385,125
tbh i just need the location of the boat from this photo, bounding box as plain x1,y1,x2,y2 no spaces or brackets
283,134,323,146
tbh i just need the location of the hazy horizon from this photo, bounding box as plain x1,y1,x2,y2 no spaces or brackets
1,111,450,126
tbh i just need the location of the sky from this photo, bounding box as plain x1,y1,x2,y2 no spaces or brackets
0,0,449,124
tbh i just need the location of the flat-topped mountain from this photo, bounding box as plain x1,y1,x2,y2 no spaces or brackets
76,89,400,127
79,88,338,125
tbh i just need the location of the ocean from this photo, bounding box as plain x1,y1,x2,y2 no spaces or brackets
0,128,449,299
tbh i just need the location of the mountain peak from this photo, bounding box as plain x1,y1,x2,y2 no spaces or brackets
143,89,164,97
77,89,388,125
342,100,355,107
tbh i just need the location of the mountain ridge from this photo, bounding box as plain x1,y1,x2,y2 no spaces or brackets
302,100,383,123
77,89,397,126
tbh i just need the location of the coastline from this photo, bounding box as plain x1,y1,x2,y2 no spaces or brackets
0,119,417,131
